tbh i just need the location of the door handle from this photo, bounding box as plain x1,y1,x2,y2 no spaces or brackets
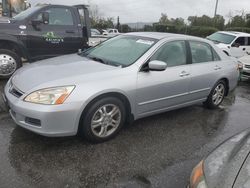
214,65,222,70
179,71,190,77
66,30,75,34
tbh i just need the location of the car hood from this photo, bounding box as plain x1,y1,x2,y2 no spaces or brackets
204,129,250,188
11,54,120,92
215,42,228,49
239,56,250,65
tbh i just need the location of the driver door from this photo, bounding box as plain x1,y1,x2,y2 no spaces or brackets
27,6,81,60
231,37,247,57
136,40,191,117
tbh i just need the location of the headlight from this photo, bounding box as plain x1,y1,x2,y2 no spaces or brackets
24,86,75,105
190,161,208,188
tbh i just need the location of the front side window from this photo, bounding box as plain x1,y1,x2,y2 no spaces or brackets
234,37,246,46
82,36,157,67
36,8,74,26
190,41,213,64
150,41,187,67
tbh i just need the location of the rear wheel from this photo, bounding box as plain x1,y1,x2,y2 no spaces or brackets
204,80,226,109
79,97,126,143
0,49,22,78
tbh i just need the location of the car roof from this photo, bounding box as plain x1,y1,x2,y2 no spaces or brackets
124,32,206,41
217,31,250,37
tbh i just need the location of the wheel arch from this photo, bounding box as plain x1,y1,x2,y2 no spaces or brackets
219,77,229,96
0,35,30,61
78,91,134,133
222,50,230,56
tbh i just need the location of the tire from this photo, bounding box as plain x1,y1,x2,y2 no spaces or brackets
79,97,126,143
204,80,226,109
0,49,22,79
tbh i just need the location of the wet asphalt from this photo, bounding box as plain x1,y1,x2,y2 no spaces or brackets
0,79,250,188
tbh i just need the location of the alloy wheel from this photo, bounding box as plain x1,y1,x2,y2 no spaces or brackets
91,104,121,138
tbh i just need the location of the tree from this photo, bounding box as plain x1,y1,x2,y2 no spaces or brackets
121,24,131,33
143,25,154,31
214,15,225,30
230,15,246,27
159,13,170,24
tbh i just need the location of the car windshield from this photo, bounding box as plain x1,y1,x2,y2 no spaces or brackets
82,35,157,67
207,32,236,44
12,6,42,20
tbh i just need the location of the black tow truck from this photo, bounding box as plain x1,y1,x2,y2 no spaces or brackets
0,4,91,78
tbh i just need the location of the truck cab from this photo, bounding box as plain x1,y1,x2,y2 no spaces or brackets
207,31,250,58
0,4,90,78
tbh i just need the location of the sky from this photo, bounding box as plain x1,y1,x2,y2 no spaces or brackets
28,0,250,23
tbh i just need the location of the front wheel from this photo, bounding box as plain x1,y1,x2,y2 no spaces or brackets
0,49,22,79
204,80,226,109
79,97,126,143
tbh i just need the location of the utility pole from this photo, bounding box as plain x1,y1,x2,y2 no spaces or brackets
214,0,219,17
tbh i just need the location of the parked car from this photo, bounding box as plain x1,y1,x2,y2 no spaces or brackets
0,4,91,78
189,128,250,188
3,32,239,143
207,31,250,58
103,28,120,37
239,55,250,79
91,28,101,36
89,28,108,47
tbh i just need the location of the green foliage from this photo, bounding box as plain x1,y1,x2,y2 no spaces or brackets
228,15,246,27
226,27,250,33
91,17,114,30
188,15,225,30
143,25,154,31
121,24,131,33
152,24,218,38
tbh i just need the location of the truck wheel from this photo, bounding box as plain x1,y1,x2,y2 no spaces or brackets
0,49,22,78
79,97,126,143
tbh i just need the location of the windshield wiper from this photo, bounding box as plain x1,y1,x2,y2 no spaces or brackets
87,56,122,67
89,56,107,64
207,38,221,44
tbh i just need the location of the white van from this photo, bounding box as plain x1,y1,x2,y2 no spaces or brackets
207,31,250,58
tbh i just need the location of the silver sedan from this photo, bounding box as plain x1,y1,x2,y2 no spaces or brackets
3,32,239,142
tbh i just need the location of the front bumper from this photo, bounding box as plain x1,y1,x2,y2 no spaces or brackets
241,65,250,79
3,83,83,137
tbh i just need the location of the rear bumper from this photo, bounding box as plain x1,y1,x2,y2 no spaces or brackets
4,83,83,137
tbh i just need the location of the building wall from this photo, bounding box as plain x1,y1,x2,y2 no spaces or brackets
2,0,26,17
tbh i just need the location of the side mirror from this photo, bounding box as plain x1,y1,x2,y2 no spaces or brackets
148,60,167,71
42,12,49,24
232,43,240,48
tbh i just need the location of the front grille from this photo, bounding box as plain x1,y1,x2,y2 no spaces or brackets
245,64,250,69
25,117,41,127
242,72,250,76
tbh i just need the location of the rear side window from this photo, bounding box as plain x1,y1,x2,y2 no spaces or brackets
150,41,187,67
212,49,221,61
190,41,213,64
